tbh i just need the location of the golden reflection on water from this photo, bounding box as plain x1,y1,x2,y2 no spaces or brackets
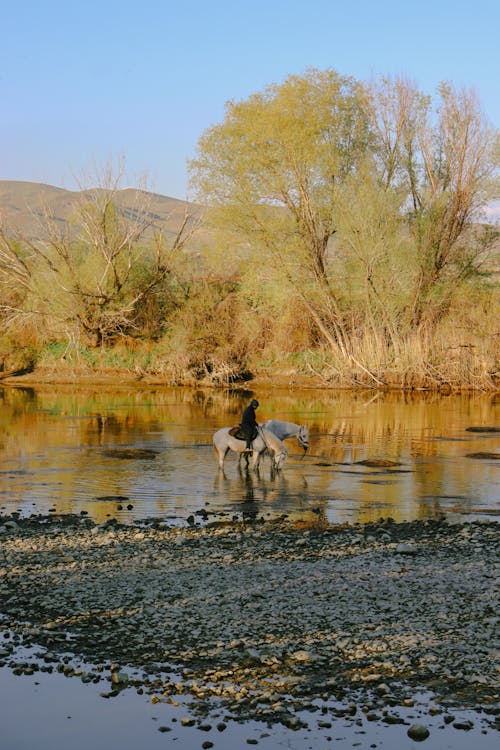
0,385,498,526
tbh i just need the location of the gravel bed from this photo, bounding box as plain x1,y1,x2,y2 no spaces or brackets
0,512,498,735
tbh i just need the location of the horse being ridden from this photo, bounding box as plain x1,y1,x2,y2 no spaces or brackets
213,427,288,472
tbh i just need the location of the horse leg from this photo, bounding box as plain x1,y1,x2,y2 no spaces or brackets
238,449,250,468
251,451,261,471
214,444,230,470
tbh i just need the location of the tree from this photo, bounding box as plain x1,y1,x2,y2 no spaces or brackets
0,166,197,348
366,77,499,329
189,68,371,354
332,159,412,348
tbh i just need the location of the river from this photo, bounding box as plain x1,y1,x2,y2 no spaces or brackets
0,385,498,525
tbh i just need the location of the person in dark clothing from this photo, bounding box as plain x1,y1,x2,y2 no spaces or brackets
240,399,259,450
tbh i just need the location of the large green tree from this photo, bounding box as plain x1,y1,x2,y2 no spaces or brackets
190,68,371,354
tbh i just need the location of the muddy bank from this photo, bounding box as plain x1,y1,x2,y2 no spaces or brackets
0,363,326,390
0,513,498,736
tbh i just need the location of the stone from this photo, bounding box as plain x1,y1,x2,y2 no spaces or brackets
453,719,474,730
111,670,128,685
407,723,430,741
0,514,497,737
395,543,418,555
291,650,312,663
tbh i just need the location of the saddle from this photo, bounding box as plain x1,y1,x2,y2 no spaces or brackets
229,425,245,440
228,425,258,442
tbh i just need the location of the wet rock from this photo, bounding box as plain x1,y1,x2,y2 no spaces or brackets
102,449,159,460
383,714,405,724
465,426,500,433
0,514,497,736
465,452,500,460
407,723,430,741
93,495,130,502
111,670,128,685
355,459,401,467
3,520,19,530
453,719,474,730
375,683,390,695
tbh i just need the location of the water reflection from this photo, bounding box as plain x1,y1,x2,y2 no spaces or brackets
0,385,498,525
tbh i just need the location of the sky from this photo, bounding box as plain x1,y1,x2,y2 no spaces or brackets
1,0,499,200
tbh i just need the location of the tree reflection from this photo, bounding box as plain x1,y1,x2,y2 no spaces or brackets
0,386,497,525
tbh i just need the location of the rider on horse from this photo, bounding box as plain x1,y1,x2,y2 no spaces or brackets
240,399,259,450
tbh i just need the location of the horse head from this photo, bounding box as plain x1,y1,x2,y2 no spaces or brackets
273,445,288,470
298,425,309,452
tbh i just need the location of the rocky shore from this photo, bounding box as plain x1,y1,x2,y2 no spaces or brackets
0,512,498,739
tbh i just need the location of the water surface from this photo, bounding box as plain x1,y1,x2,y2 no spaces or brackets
0,385,498,525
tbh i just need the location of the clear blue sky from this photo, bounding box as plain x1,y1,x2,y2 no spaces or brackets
1,0,498,199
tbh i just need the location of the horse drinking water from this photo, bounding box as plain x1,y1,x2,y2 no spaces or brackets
261,420,309,453
213,426,288,471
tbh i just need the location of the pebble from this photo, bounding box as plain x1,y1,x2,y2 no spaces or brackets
453,719,474,730
407,723,430,741
395,543,418,555
0,513,497,737
291,650,312,663
111,671,128,685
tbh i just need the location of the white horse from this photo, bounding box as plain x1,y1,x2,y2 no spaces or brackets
213,426,288,472
261,419,309,453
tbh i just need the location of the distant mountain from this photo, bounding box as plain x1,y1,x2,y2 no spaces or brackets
0,180,205,247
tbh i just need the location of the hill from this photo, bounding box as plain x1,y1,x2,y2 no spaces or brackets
0,180,205,246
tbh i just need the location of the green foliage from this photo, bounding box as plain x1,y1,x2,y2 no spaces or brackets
190,68,369,282
332,159,414,337
367,77,498,329
39,342,97,367
190,69,498,380
0,336,37,372
46,342,69,358
1,73,498,390
0,180,195,348
154,279,258,383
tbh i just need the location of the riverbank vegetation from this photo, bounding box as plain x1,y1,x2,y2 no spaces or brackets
0,70,498,390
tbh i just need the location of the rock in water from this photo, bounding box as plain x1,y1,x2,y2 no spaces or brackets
407,723,430,741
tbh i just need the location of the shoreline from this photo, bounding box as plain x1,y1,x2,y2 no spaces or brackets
1,512,498,739
1,364,499,392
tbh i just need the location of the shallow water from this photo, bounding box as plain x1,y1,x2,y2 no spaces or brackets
1,662,497,750
1,385,499,749
0,385,498,525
